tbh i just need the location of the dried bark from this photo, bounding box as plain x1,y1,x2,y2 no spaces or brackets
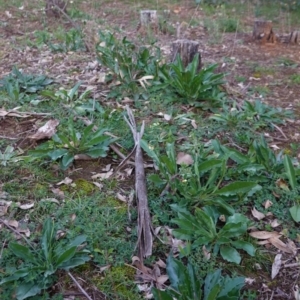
253,20,276,44
124,107,153,260
171,39,200,68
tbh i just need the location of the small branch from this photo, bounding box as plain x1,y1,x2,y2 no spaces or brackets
67,271,93,300
271,123,288,140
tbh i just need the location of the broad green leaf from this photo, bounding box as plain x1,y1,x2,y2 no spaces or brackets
140,139,160,165
56,246,77,268
42,218,55,262
61,153,74,170
220,245,241,264
0,268,29,284
215,182,259,196
206,285,222,300
218,222,246,238
8,243,36,263
68,235,87,248
152,288,174,300
48,149,68,160
165,255,189,291
283,155,296,190
231,241,256,256
59,255,90,270
16,282,42,300
227,213,249,225
197,159,223,173
204,269,221,300
218,275,245,298
67,81,81,100
85,147,108,158
290,205,300,222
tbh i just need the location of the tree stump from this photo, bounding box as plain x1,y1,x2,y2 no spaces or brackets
253,20,276,44
45,0,67,18
289,31,300,44
140,10,158,27
171,39,200,69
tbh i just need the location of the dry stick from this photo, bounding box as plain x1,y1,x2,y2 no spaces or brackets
271,122,288,140
67,271,93,300
124,106,153,261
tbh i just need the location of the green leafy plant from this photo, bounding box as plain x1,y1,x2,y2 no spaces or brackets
0,146,19,166
96,31,163,100
48,29,87,52
29,122,115,170
143,141,260,214
0,66,53,94
41,81,90,103
283,155,300,222
152,255,245,299
210,99,292,130
0,218,90,300
159,54,224,106
172,207,256,264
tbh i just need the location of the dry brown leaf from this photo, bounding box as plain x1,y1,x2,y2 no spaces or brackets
268,237,294,254
287,239,297,256
157,275,169,285
51,188,65,200
117,193,127,202
249,231,281,239
19,203,34,210
191,119,197,129
0,107,28,118
56,177,73,186
245,278,255,285
257,240,270,245
92,182,103,190
202,245,211,260
270,219,280,228
18,227,30,237
176,152,194,165
91,169,113,179
29,119,59,140
0,200,12,216
276,178,290,191
74,154,93,160
271,253,282,279
7,220,19,228
155,259,166,269
40,198,60,204
263,200,273,209
251,207,265,220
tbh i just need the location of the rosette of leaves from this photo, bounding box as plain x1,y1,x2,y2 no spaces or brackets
159,54,225,106
29,123,116,170
171,206,256,264
0,218,90,300
152,255,245,300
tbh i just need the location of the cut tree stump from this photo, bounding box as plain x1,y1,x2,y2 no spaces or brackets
140,10,158,27
253,20,276,44
171,39,200,68
289,31,300,44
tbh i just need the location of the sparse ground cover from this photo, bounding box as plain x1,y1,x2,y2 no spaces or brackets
0,0,300,299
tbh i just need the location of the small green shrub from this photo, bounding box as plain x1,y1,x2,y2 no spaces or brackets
0,218,90,300
152,255,245,299
29,122,115,170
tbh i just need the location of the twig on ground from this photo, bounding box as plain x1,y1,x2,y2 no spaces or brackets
67,271,93,300
271,122,288,140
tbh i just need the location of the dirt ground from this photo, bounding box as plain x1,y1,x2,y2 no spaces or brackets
0,1,299,299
